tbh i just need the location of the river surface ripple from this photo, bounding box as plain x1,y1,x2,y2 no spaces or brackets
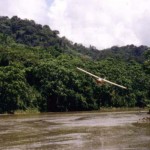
0,111,149,150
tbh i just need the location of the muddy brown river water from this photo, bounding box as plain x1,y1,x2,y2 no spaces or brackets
0,111,149,150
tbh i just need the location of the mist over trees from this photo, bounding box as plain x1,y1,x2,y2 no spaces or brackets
0,16,150,113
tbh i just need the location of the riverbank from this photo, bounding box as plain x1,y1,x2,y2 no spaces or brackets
99,107,149,113
0,107,149,116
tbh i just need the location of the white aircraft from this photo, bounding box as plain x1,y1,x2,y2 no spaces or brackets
77,67,127,89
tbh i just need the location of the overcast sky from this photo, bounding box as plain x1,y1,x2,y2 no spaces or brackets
0,0,150,49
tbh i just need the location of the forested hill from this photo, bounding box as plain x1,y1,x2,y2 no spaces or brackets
0,16,149,62
0,16,150,113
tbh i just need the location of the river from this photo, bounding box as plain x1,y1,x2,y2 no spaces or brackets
0,111,149,150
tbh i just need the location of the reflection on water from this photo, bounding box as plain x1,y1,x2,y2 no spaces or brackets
0,111,149,150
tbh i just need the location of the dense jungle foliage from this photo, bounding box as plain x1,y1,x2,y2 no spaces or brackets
0,16,150,113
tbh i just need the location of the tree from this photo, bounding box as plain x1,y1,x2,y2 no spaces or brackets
0,66,31,113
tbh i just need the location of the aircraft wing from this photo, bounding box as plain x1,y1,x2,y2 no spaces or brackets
77,67,100,79
77,67,127,89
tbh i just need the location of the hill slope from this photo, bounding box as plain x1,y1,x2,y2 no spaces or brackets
0,16,149,61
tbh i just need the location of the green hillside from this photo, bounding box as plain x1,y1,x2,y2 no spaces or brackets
0,16,150,113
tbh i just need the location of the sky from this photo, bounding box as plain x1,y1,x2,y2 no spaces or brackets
0,0,150,49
